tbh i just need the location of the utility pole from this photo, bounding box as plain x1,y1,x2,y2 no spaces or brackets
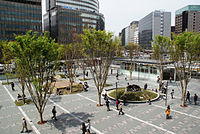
116,82,118,100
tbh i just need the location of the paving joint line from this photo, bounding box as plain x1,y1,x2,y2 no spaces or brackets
77,94,176,134
48,98,103,134
1,81,41,134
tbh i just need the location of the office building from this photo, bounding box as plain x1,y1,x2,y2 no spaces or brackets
175,5,200,34
0,0,42,41
129,21,139,44
44,0,105,44
120,21,138,46
139,10,171,49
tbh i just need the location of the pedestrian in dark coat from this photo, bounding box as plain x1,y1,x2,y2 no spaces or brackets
104,92,107,100
123,95,126,106
116,73,119,80
21,117,28,133
81,122,87,134
86,71,88,77
51,106,57,120
106,99,110,111
194,94,198,105
186,91,190,103
144,83,147,90
170,89,174,99
11,82,15,91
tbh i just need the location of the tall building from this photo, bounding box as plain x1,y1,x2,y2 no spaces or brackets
119,28,125,46
119,21,138,46
44,0,105,44
175,5,200,34
0,0,42,41
139,10,171,49
129,21,139,44
125,26,130,46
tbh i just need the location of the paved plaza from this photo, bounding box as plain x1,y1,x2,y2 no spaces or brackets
0,70,200,134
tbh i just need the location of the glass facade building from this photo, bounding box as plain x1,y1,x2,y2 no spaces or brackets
175,5,200,34
139,10,171,49
0,0,42,41
44,0,105,44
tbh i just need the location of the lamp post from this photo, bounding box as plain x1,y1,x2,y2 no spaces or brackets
165,81,168,106
116,82,118,100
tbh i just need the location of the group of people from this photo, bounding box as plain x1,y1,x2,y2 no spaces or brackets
81,119,91,134
104,93,125,115
186,91,198,105
81,82,89,91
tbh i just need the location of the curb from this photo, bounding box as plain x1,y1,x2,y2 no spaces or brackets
105,88,160,103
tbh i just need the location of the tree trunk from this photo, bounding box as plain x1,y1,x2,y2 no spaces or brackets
39,111,43,123
98,92,102,106
182,93,185,106
70,78,73,93
83,70,85,80
22,81,25,104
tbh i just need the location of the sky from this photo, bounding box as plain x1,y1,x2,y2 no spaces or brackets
99,0,200,35
42,0,200,35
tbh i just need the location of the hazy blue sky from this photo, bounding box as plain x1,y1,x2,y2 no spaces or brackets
42,0,200,35
99,0,200,35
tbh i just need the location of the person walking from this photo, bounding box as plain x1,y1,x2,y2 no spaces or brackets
116,73,119,80
165,105,171,119
119,103,124,115
11,82,15,91
104,92,107,100
148,99,151,105
86,119,91,134
144,83,147,90
123,95,126,106
86,71,88,77
125,75,127,81
186,91,191,103
106,99,110,111
21,117,28,133
170,89,174,99
116,99,119,110
165,81,168,88
194,94,198,105
81,122,87,134
51,106,57,121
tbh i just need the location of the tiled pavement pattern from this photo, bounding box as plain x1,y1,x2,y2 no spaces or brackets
0,70,200,134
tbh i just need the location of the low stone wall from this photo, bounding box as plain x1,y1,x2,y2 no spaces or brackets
106,88,160,104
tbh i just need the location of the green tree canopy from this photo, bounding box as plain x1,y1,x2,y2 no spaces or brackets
9,30,61,123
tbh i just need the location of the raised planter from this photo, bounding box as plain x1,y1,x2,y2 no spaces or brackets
106,88,160,103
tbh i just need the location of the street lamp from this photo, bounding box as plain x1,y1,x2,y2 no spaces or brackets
116,82,117,100
116,81,119,100
165,81,168,106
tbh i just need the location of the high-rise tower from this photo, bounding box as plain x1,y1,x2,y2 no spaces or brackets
44,0,105,44
0,0,42,41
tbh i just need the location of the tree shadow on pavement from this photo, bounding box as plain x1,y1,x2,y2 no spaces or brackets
47,112,94,133
49,96,62,103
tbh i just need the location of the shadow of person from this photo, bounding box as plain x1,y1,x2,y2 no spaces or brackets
47,112,94,133
26,130,32,133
